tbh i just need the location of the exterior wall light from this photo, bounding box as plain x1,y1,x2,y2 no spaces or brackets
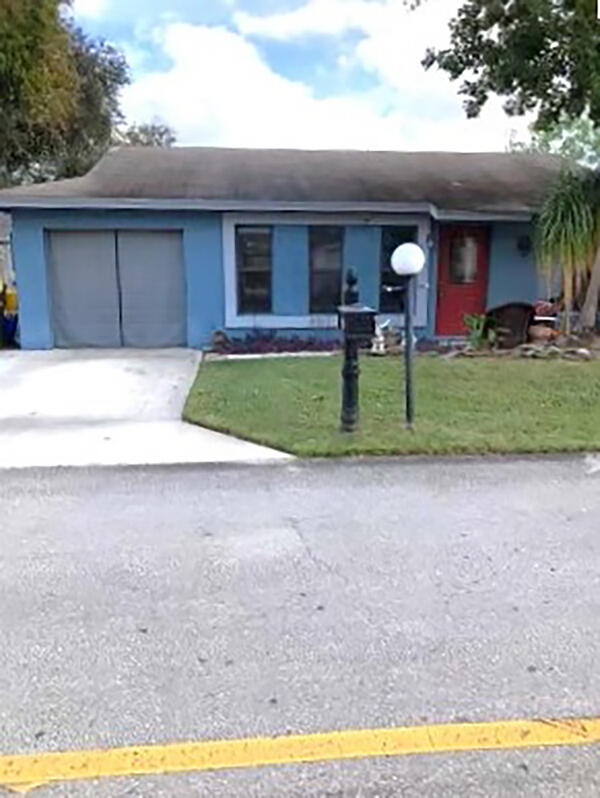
517,235,532,256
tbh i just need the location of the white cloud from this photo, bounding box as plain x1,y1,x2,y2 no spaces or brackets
122,23,399,150
234,0,387,39
122,8,530,153
71,0,110,19
233,0,531,144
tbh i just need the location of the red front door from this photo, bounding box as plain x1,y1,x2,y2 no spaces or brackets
435,225,489,335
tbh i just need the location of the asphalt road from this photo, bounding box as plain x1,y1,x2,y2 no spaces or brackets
2,455,600,796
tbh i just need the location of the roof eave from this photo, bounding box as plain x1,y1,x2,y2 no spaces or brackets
435,207,536,221
0,196,536,221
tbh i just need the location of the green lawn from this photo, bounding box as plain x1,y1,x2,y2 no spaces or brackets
183,355,600,456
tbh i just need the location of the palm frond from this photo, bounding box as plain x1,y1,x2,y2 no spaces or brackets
535,167,596,278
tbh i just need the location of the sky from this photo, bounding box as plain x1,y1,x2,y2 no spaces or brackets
70,0,530,152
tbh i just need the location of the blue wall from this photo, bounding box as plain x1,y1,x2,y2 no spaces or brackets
268,224,382,315
487,222,538,309
183,214,223,347
272,226,309,314
11,211,541,349
11,209,223,348
343,226,381,309
11,213,53,349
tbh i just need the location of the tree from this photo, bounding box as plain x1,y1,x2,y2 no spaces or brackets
510,117,600,169
0,3,175,186
44,24,130,180
113,121,176,148
536,169,598,333
423,0,600,132
0,2,129,184
0,0,77,185
422,0,600,332
510,117,600,331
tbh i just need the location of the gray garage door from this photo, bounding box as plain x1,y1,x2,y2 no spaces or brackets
48,230,186,348
48,231,121,347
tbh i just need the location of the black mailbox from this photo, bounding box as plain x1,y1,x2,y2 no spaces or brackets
337,270,377,433
337,303,377,345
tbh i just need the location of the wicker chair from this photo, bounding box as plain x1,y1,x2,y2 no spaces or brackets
485,303,535,349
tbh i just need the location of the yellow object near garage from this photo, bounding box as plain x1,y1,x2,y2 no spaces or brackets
5,286,17,312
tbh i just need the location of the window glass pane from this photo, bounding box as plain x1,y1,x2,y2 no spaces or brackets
310,226,343,313
380,226,418,312
236,226,272,313
449,235,477,284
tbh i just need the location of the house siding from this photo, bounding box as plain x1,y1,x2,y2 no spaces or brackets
183,214,224,347
487,222,539,309
11,213,54,349
10,209,540,350
343,226,381,309
11,209,224,349
272,225,310,315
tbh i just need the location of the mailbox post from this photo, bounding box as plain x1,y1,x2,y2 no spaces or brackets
337,270,376,433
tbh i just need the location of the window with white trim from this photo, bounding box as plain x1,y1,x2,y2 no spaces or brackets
236,226,272,314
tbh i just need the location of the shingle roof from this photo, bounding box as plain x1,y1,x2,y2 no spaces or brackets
0,146,563,214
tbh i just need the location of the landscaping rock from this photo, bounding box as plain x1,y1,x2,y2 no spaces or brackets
577,348,593,360
516,344,539,358
563,347,593,361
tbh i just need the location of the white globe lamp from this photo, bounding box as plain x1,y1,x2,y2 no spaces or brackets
391,242,426,276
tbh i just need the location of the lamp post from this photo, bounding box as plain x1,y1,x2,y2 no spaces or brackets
389,243,426,430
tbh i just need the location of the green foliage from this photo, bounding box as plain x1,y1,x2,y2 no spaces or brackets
0,0,77,185
423,0,600,132
0,5,177,186
463,313,495,348
536,169,597,278
510,117,600,169
0,3,131,184
42,24,130,180
113,121,176,148
535,167,599,331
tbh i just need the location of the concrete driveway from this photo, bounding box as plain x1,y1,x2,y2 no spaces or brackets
0,349,289,468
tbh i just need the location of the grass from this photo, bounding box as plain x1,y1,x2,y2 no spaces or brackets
183,354,600,457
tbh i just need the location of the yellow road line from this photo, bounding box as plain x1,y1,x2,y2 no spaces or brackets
2,716,600,791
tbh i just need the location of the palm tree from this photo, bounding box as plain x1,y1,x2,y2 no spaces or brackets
536,168,599,335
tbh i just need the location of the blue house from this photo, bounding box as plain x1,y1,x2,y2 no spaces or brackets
0,147,561,349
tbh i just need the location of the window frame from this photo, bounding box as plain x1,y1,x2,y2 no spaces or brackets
235,225,273,315
309,225,344,314
222,213,430,329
